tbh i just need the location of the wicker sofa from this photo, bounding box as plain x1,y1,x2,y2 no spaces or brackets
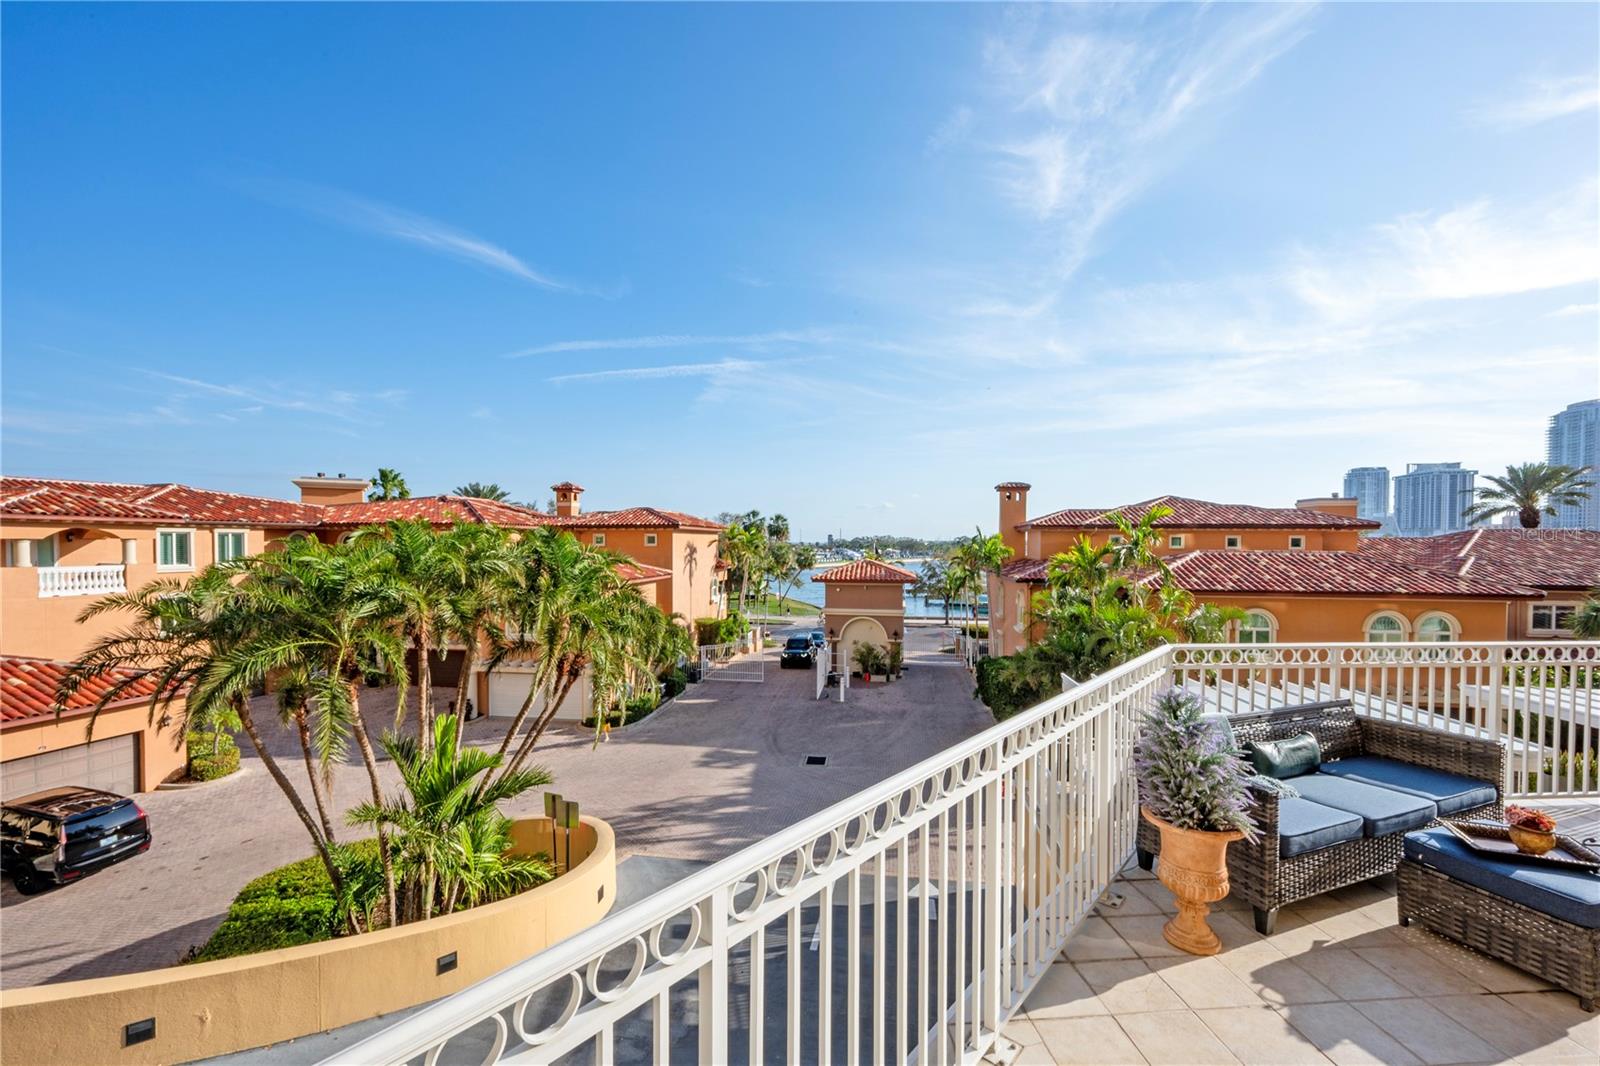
1135,699,1506,934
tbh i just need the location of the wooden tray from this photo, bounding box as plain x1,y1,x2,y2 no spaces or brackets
1442,821,1600,872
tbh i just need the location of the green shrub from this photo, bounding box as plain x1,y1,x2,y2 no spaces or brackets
188,841,380,963
582,692,661,729
186,731,240,781
975,652,1063,721
662,666,689,700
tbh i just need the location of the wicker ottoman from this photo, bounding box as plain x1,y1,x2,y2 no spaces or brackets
1397,827,1599,1011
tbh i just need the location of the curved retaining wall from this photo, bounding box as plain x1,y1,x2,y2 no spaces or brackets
0,815,615,1066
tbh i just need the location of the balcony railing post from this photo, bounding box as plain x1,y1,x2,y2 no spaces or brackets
1486,645,1509,797
698,885,729,1064
980,743,1004,1041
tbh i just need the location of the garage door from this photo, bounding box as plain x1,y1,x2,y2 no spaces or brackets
2,733,139,800
484,669,590,723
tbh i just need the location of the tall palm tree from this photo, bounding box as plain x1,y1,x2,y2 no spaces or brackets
62,568,358,922
951,529,1014,666
348,520,450,750
719,522,766,616
1573,595,1600,639
766,514,791,542
454,482,510,501
1463,463,1593,529
369,468,410,501
433,522,515,751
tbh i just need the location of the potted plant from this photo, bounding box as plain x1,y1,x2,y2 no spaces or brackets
1133,689,1257,955
1506,805,1559,855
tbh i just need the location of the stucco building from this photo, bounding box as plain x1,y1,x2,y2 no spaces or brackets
986,482,1554,656
812,559,917,666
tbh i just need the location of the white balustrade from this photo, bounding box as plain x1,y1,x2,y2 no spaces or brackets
332,641,1597,1065
36,564,127,599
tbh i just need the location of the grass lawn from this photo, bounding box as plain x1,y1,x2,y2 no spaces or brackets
747,594,820,617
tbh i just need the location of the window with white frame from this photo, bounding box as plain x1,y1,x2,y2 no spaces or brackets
2,537,57,567
157,529,194,571
1364,612,1407,643
1288,535,1306,549
644,533,658,546
1014,591,1026,633
215,530,247,563
1168,535,1185,549
593,533,606,547
1238,610,1276,644
1225,535,1242,549
1415,613,1458,642
1530,604,1577,633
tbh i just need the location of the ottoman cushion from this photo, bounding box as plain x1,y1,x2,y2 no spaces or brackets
1404,827,1600,930
1319,756,1497,815
1294,773,1438,837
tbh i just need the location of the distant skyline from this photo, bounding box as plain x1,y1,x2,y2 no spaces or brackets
3,4,1597,537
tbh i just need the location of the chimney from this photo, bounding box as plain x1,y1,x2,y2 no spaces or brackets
1295,495,1359,519
551,481,585,518
292,474,370,506
995,482,1031,558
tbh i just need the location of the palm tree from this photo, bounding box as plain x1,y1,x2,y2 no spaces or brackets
369,468,410,501
433,523,515,751
454,482,510,501
766,514,791,542
62,568,358,923
349,520,450,750
1462,463,1593,529
719,522,766,616
1573,595,1600,639
348,715,551,923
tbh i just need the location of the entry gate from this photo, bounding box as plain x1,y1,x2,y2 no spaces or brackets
699,637,764,683
816,641,848,702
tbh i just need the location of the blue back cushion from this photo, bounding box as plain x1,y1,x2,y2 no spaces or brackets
1405,827,1600,929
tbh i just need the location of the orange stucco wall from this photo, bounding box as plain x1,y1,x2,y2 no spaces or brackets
820,581,908,658
987,569,1520,656
1028,525,1363,558
572,528,720,622
0,521,276,662
0,697,188,795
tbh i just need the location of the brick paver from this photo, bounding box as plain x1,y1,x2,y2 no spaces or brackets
0,625,991,988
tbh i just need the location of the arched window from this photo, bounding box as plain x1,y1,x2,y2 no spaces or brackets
1365,612,1408,643
1416,612,1458,642
1238,610,1277,644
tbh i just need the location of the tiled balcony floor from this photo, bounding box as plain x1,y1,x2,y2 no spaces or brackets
1015,807,1600,1066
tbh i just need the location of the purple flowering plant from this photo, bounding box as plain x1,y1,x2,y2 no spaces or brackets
1133,689,1258,838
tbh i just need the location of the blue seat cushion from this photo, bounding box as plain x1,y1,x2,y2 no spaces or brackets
1277,797,1364,858
1404,827,1600,929
1319,756,1497,816
1293,773,1438,837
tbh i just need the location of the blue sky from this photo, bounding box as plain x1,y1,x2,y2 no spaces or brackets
3,3,1596,538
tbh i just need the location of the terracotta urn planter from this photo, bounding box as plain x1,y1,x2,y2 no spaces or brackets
1141,807,1243,956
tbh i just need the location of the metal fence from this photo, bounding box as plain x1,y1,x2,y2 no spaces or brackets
331,641,1596,1065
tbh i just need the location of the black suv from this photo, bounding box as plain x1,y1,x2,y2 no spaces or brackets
779,635,816,669
1,787,151,895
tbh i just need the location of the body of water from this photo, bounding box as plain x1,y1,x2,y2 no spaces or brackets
769,567,981,619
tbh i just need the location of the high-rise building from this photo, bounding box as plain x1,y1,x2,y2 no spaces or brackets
1342,466,1390,521
1547,399,1600,530
1393,462,1476,536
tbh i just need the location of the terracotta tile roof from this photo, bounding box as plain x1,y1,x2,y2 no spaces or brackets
811,559,919,584
1001,558,1052,583
1149,550,1541,599
1,656,180,727
318,496,559,529
1359,530,1600,593
558,507,723,531
617,561,673,584
1021,495,1380,531
0,477,323,528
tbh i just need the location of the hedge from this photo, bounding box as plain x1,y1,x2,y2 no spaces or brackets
187,841,380,963
187,731,241,781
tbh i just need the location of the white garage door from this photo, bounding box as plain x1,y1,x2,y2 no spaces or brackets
483,669,590,723
2,733,139,800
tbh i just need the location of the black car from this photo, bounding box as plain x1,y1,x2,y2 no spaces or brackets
779,635,816,669
1,787,151,895
808,629,826,650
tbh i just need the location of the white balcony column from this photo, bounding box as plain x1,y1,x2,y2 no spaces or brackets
12,539,34,567
122,538,138,565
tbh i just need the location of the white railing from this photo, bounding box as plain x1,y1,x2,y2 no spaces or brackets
332,641,1596,1066
36,564,126,599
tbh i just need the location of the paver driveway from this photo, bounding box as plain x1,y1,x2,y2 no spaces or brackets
0,624,991,988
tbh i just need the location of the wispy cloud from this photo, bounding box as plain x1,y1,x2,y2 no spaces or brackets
1551,302,1599,318
1472,73,1599,127
238,177,611,295
504,329,831,358
970,3,1317,280
138,369,405,424
547,358,760,385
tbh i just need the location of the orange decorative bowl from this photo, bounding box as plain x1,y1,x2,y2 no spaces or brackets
1508,825,1558,856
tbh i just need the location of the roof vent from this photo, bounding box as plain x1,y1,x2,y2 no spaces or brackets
804,755,827,767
